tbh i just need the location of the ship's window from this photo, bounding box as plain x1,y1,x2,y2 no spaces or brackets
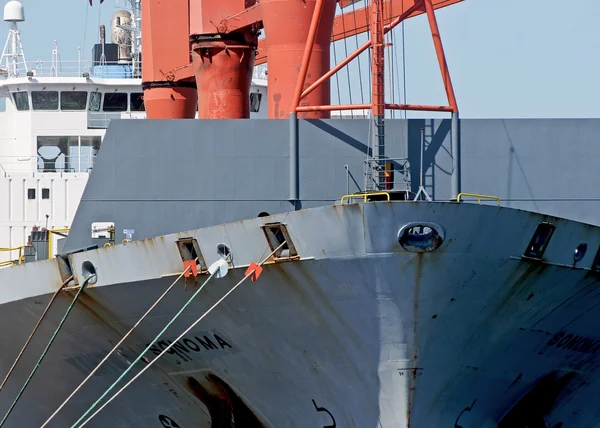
27,188,35,199
67,136,101,172
61,91,87,111
12,91,29,111
32,91,59,110
250,93,262,113
89,91,101,112
102,92,127,112
0,96,5,112
130,92,145,111
37,136,74,172
37,135,100,173
42,188,50,199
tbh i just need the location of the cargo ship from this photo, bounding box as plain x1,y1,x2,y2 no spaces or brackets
0,0,599,427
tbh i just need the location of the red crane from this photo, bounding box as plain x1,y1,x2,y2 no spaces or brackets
141,0,461,120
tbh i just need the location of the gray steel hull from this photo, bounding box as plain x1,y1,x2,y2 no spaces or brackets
1,201,600,427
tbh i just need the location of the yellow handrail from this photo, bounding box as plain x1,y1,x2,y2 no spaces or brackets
457,192,501,206
0,246,24,265
341,192,391,204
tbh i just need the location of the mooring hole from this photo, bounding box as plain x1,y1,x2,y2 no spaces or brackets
176,237,207,271
397,222,445,253
261,223,298,259
217,243,232,261
523,222,555,259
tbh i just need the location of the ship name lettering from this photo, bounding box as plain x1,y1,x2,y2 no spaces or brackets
547,331,600,355
146,334,233,363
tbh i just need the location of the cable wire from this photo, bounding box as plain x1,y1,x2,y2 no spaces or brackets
40,261,197,427
75,242,287,428
0,275,73,392
0,274,95,427
69,267,219,428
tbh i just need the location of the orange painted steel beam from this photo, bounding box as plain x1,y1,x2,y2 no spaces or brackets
331,0,461,41
371,0,385,118
298,1,420,101
423,0,458,112
291,0,325,111
189,0,257,36
424,0,458,111
296,103,454,112
253,0,460,66
338,0,361,8
256,39,267,65
212,3,262,34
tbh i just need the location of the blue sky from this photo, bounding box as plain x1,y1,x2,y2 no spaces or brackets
2,0,600,118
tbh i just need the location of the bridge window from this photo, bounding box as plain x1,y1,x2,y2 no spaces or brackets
12,91,29,111
37,135,101,173
89,91,101,112
61,91,87,111
0,96,5,112
130,92,145,111
250,93,262,113
32,91,59,110
102,92,127,112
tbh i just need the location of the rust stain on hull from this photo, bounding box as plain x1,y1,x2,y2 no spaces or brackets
185,373,266,427
407,253,423,428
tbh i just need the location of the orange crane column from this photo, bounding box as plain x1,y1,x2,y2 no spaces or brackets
260,0,337,119
371,0,386,189
191,33,257,119
141,0,197,119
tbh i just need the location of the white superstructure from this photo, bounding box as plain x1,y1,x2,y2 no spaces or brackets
0,0,268,265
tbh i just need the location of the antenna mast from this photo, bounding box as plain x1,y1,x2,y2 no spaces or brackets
1,0,28,78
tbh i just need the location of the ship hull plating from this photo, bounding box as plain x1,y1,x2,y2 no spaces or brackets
0,202,600,427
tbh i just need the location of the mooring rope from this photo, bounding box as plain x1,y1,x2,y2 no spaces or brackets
69,264,222,428
0,275,73,393
73,241,285,428
0,273,95,427
40,259,198,428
